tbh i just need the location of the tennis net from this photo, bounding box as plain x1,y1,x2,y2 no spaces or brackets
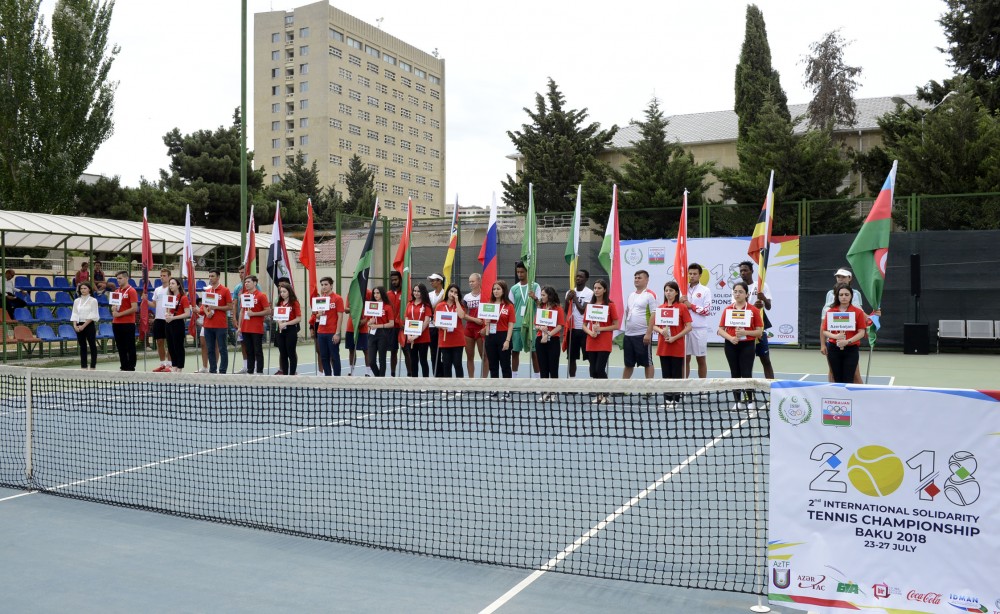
0,366,771,593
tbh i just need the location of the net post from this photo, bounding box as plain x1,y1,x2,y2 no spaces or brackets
750,382,771,613
24,368,32,481
749,595,771,612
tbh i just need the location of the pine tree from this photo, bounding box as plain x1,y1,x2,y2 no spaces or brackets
802,30,862,129
343,154,376,217
734,4,790,142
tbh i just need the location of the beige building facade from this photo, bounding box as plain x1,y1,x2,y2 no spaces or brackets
254,1,446,219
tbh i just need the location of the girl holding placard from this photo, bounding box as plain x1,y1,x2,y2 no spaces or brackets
365,286,396,377
535,287,565,392
584,279,620,404
482,280,514,382
654,281,693,407
716,281,764,409
402,283,433,377
434,283,466,378
239,276,271,375
274,282,301,376
821,282,869,383
162,277,191,373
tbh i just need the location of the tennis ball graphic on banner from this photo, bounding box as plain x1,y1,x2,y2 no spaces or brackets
846,445,905,497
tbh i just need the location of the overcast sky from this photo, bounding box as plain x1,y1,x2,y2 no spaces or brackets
39,0,952,209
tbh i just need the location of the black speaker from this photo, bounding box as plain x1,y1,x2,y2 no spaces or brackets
910,253,921,297
904,323,929,355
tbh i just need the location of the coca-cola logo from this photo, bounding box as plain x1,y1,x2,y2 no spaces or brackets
907,591,942,604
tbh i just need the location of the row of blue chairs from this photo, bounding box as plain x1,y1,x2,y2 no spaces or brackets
13,306,124,324
34,323,114,342
15,275,208,293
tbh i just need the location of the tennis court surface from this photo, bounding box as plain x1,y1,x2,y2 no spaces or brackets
1,366,810,612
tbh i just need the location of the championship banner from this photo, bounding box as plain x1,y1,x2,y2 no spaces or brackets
618,237,800,344
768,382,1000,614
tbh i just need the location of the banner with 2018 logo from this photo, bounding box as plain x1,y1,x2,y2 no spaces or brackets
768,381,1000,613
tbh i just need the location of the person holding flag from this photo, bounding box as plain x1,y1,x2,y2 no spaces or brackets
739,260,774,379
681,263,713,379
392,197,414,377
347,199,380,376
509,260,540,376
563,268,592,378
745,171,776,379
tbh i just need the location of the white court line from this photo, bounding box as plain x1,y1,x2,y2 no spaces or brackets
798,373,812,381
0,490,39,503
478,412,759,614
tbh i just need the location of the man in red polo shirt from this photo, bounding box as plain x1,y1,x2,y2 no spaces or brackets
237,275,271,374
203,269,233,374
112,271,139,371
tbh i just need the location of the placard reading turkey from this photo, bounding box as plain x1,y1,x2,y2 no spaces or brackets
655,307,679,327
724,309,751,328
585,304,609,323
826,310,856,332
363,301,383,317
478,303,500,321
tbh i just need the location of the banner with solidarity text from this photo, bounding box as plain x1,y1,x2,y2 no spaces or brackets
768,381,999,614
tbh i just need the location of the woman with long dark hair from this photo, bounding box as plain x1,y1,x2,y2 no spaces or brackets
402,283,433,377
71,281,100,369
822,282,869,383
365,285,396,377
584,279,620,404
717,281,763,409
163,277,192,373
274,282,301,375
434,283,466,378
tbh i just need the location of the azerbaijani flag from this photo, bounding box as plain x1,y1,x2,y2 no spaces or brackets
598,185,624,331
393,197,414,323
748,170,775,290
297,199,318,300
442,195,459,288
847,160,897,344
182,205,199,337
348,199,380,334
139,207,152,338
478,192,499,299
564,184,582,288
674,190,689,295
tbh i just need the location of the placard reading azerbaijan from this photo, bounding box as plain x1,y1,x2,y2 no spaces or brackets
618,237,799,344
768,382,1000,614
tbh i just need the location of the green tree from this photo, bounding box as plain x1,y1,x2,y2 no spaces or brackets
341,154,376,217
802,29,862,129
938,0,1000,111
734,4,790,142
502,78,617,213
616,99,715,239
74,175,136,220
717,98,854,235
158,109,264,230
258,151,323,225
0,0,118,214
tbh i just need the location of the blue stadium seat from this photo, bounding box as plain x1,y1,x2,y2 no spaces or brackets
34,309,57,324
98,307,113,321
54,307,73,322
53,277,72,290
96,293,109,306
14,275,31,290
35,325,58,356
33,291,55,306
33,277,53,291
13,307,37,324
57,324,77,342
196,280,207,291
97,323,114,340
54,291,74,306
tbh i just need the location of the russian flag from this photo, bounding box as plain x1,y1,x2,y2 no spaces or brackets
478,192,499,296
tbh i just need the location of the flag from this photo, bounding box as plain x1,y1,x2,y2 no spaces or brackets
139,207,152,337
519,184,538,347
297,198,318,300
847,160,897,345
564,184,582,288
598,185,624,330
478,192,499,298
674,190,689,296
748,170,775,290
266,200,294,289
348,198,380,334
242,205,256,276
393,197,414,322
182,205,198,337
442,195,459,288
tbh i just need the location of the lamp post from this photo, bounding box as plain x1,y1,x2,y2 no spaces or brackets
891,91,957,144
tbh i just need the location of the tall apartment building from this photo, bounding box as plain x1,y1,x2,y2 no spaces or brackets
254,1,446,218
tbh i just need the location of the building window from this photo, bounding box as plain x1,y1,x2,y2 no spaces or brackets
299,63,309,75
376,83,387,94
329,82,342,94
430,179,440,188
329,28,344,42
399,60,411,72
415,68,426,79
286,49,294,61
376,116,387,127
338,67,352,80
299,26,309,38
367,163,378,172
272,156,280,166
358,144,370,155
367,129,378,140
349,89,361,101
429,75,440,85
430,149,440,159
285,84,294,95
338,173,346,183
392,153,403,164
415,144,426,155
299,135,309,145
416,205,426,215
299,99,309,110
409,126,418,137
338,139,352,150
416,175,425,185
329,46,342,58
365,45,379,57
299,81,309,92
367,96,378,107
349,124,361,135
415,113,426,124
384,135,395,145
358,110,370,121
286,138,294,147
408,188,418,199
271,121,280,130
392,89,404,100
400,108,411,119
409,157,419,168
384,102,395,114
271,33,280,43
430,89,440,99
271,68,279,79
375,181,386,192
392,121,403,132
367,62,379,74
376,148,387,159
330,118,342,129
416,83,426,94
384,168,395,178
423,101,433,111
348,54,361,67
358,75,370,88
286,120,294,131
423,131,432,142
401,171,411,181
393,185,403,196
286,102,294,113
284,15,294,25
272,174,280,184
338,103,352,115
384,69,395,81
299,45,309,56
271,50,280,61
430,208,440,216
346,37,362,50
423,192,433,202
330,154,342,165
408,95,418,105
271,103,280,113
423,161,434,171
299,117,309,128
271,138,280,148
401,77,411,88
430,119,440,129
384,54,396,65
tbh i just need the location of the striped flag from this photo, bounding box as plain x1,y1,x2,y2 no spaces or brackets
266,201,294,289
442,196,459,288
564,184,582,288
348,198,379,334
182,205,198,337
674,190,689,296
297,199,318,300
598,185,624,331
139,207,152,337
847,160,897,344
242,205,256,276
747,170,775,290
477,192,499,298
393,197,414,323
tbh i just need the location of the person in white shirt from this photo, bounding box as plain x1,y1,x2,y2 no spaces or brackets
71,281,101,369
150,268,172,372
821,268,865,383
622,270,657,380
681,263,713,379
426,273,445,373
739,260,774,379
564,269,594,378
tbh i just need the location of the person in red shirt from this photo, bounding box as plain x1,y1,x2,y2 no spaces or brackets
534,286,565,389
388,270,403,376
313,276,346,376
584,279,620,404
238,275,271,374
401,283,433,377
162,277,192,373
821,282,870,384
483,280,515,382
717,281,764,409
653,280,693,407
203,269,233,374
274,282,302,375
112,271,139,371
344,288,372,376
434,283,466,378
365,285,396,377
